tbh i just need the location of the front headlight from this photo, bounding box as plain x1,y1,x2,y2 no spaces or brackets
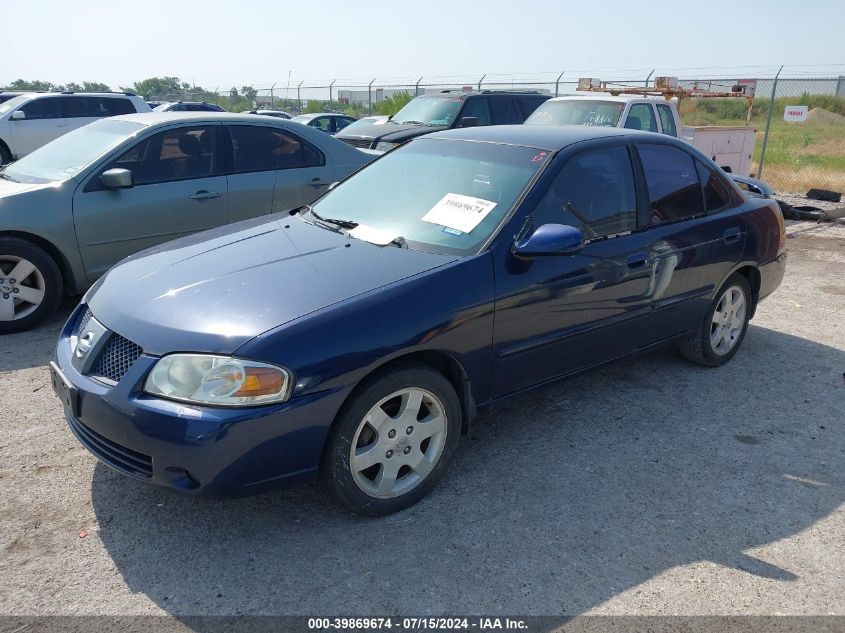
374,141,399,152
144,354,292,406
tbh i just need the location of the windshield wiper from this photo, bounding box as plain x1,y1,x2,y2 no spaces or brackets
0,171,19,183
395,120,428,126
307,206,359,230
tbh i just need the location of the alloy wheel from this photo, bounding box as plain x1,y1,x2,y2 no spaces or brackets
710,285,746,355
0,256,46,322
349,387,448,499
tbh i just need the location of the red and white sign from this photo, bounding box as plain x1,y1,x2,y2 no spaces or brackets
784,105,809,122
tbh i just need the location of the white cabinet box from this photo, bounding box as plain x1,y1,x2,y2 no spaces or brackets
680,126,758,176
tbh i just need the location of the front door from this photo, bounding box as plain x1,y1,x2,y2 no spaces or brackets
73,124,227,281
492,144,654,397
8,98,65,157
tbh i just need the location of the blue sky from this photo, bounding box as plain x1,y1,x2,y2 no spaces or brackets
3,0,843,88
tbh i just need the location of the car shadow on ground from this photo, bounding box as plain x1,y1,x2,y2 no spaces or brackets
90,325,844,618
0,299,75,373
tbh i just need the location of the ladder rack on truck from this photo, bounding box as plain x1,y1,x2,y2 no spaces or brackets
577,77,757,124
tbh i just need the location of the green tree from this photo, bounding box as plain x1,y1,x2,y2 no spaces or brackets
376,91,413,116
128,76,183,100
7,79,56,91
82,82,113,92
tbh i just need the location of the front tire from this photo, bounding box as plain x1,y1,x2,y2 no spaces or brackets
0,143,11,165
0,238,63,334
322,363,462,516
678,273,752,367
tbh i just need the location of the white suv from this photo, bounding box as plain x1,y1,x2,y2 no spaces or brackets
0,92,151,163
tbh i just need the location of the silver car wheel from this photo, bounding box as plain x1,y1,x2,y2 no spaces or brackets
349,387,448,499
0,256,46,322
709,285,746,355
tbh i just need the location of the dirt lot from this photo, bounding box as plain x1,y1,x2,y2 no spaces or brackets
1,222,843,620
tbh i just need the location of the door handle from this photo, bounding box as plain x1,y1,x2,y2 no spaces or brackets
626,253,649,269
188,190,221,200
723,227,742,244
307,178,333,187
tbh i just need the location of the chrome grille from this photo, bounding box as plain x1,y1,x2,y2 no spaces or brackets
341,138,373,149
91,334,143,383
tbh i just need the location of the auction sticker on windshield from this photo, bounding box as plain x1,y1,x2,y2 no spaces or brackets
422,193,497,233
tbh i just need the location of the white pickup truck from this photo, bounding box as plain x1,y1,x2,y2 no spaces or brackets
525,95,758,177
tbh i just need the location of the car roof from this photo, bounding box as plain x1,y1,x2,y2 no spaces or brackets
294,112,347,119
23,92,140,99
424,124,657,151
108,112,363,129
546,95,670,103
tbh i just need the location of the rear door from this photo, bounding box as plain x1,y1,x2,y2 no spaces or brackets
224,123,282,222
271,127,335,212
632,142,746,342
490,97,522,125
515,96,550,121
72,123,227,280
59,96,133,133
8,98,64,156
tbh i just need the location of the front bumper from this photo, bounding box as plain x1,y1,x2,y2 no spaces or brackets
53,304,347,497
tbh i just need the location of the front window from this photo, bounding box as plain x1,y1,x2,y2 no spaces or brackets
1,119,144,183
390,96,464,126
308,138,551,255
525,100,624,127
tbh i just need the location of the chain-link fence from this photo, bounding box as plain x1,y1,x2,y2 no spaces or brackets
151,72,845,196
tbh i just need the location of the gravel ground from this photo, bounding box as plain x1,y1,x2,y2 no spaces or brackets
0,221,843,620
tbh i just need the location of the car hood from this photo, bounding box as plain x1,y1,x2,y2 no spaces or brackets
0,177,56,197
88,214,457,356
337,122,448,143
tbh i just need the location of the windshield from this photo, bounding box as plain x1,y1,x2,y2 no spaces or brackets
309,138,551,255
390,96,463,126
525,100,624,127
1,119,144,183
0,95,29,115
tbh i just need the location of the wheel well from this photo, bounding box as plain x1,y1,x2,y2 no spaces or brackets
0,138,11,161
340,351,476,436
0,231,75,294
734,265,761,318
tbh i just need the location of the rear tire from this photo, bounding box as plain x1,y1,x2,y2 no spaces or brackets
0,238,63,334
678,273,752,367
321,363,462,516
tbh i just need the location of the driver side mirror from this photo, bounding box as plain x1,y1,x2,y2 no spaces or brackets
100,168,133,189
459,116,479,128
512,223,585,257
10,111,25,121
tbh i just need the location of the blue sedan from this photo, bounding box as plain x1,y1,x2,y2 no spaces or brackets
51,126,786,515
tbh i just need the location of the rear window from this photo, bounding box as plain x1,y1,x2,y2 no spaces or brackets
60,96,136,118
525,100,623,127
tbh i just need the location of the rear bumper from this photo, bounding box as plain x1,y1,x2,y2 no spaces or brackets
758,251,787,303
